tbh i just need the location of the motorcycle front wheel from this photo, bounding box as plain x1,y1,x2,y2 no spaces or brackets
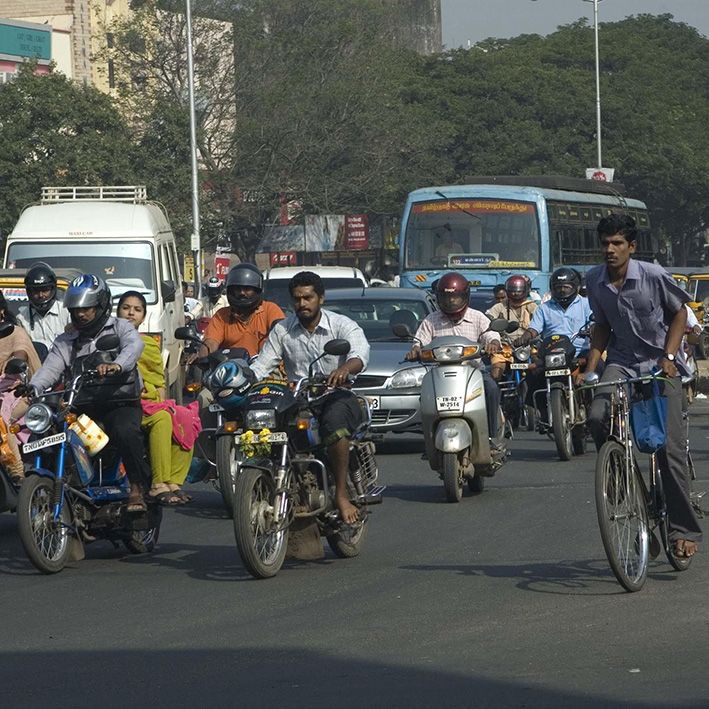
17,476,71,574
233,467,287,579
442,452,463,503
216,435,240,517
550,388,573,461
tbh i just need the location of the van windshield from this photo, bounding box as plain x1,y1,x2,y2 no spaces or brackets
6,241,157,304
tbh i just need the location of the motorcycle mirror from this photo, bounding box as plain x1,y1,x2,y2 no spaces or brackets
488,318,508,333
392,323,413,339
0,322,15,340
505,321,519,334
175,326,202,345
4,358,27,375
324,339,351,356
584,372,600,385
96,334,120,352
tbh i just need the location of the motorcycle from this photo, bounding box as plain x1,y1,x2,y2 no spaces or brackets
176,326,250,516
531,324,591,461
397,319,509,503
496,328,535,433
15,333,161,574
232,338,385,579
180,316,210,397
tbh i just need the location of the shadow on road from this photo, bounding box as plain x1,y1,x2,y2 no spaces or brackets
400,559,679,596
374,436,425,455
384,483,449,504
1,646,672,708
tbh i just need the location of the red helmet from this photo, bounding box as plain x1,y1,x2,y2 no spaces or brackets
505,275,529,302
435,272,470,320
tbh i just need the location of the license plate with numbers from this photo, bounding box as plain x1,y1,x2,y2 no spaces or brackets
545,368,571,377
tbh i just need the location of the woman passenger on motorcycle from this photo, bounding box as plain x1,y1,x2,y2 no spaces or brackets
0,292,42,483
23,275,150,512
117,291,195,506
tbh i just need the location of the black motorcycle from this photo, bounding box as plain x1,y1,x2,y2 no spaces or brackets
232,339,385,579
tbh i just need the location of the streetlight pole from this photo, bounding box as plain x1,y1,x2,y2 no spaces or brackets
582,0,603,168
185,0,201,294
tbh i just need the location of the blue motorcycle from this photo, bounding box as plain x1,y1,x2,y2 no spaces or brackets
15,334,161,574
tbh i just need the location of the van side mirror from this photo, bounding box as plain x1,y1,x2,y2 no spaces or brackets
96,334,120,352
161,280,176,303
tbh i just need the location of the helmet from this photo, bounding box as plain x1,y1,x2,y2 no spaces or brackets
208,360,251,409
505,275,529,303
207,276,223,298
549,267,581,308
435,272,470,321
226,264,264,312
24,262,58,315
64,274,112,337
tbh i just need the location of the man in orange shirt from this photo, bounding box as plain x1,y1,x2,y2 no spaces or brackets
190,264,285,360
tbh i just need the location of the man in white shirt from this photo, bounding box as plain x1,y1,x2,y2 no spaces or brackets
17,262,70,356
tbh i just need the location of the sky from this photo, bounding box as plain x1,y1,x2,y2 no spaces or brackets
441,0,709,48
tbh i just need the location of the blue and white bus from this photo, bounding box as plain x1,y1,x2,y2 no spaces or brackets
398,176,654,297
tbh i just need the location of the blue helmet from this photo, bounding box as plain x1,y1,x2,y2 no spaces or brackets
64,274,112,337
208,360,251,409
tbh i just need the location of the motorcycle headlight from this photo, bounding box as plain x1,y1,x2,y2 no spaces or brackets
422,344,479,363
25,403,53,434
244,409,276,430
514,346,531,362
389,366,427,389
545,353,566,368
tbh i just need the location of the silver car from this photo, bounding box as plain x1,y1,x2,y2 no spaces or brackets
325,287,437,434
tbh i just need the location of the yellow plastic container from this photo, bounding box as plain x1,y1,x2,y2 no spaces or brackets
69,414,109,456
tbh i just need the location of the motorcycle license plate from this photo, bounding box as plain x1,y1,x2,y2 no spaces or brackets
366,396,380,410
510,363,529,370
234,431,288,444
436,395,463,412
546,368,571,377
23,432,66,454
208,403,225,412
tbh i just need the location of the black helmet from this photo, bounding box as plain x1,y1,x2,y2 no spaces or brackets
206,276,223,298
64,274,112,337
549,268,581,308
226,264,263,312
24,262,58,315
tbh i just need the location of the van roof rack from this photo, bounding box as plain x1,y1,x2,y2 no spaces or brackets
40,186,148,204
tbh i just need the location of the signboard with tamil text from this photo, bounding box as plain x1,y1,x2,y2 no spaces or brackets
0,20,51,61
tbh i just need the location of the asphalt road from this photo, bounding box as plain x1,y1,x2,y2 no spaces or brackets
2,405,709,708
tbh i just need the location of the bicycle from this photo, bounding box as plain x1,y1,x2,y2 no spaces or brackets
584,372,693,592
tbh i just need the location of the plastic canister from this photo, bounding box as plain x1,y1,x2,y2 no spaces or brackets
69,414,109,456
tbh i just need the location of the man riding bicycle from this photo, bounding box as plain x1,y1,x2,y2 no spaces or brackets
584,213,702,559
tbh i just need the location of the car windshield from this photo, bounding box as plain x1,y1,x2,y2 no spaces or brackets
6,241,157,304
405,198,540,270
325,297,429,340
264,278,365,312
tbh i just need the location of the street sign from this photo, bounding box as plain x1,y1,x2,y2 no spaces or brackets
214,256,230,281
586,167,615,182
183,255,194,282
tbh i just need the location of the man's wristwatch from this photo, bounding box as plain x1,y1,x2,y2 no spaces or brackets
663,352,676,362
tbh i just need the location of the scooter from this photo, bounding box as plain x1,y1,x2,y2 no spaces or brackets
402,319,509,503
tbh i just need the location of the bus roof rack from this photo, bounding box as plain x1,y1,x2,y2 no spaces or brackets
459,175,626,196
40,186,148,204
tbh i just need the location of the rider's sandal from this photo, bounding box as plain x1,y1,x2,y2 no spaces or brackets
149,491,182,507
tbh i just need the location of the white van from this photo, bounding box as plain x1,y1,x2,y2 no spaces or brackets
4,186,185,399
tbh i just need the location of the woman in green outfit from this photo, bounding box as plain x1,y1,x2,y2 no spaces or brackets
117,291,194,505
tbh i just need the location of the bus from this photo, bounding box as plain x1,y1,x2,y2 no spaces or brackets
398,176,654,297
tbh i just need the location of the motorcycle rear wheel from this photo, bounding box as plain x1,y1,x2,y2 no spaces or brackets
551,388,573,461
124,506,162,554
17,476,71,574
442,452,463,503
233,467,287,579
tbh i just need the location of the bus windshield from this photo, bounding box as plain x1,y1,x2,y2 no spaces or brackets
6,241,158,304
405,198,540,271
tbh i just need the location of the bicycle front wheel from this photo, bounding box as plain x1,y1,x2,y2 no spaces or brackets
595,441,649,592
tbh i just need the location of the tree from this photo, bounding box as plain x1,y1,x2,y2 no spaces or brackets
0,64,138,240
412,14,709,262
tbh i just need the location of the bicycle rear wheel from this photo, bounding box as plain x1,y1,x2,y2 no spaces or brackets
595,441,649,592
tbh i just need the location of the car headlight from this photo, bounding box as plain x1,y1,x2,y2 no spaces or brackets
25,403,53,434
244,409,276,430
514,346,531,362
389,366,427,389
545,353,566,368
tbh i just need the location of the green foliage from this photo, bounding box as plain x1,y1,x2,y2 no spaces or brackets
0,64,138,239
413,14,709,262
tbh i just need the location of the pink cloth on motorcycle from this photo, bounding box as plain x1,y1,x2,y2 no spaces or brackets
140,399,202,450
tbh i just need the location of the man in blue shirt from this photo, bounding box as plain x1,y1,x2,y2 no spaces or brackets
585,213,701,559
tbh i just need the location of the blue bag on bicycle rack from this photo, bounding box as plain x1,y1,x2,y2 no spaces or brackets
630,379,667,454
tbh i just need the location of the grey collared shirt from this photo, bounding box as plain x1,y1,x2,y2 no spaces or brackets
585,259,689,375
17,300,71,350
251,309,370,382
30,316,145,392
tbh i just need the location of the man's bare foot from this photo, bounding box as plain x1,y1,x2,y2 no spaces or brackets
336,497,360,525
674,539,699,558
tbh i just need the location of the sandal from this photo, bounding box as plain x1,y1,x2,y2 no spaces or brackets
172,489,193,503
149,491,183,507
